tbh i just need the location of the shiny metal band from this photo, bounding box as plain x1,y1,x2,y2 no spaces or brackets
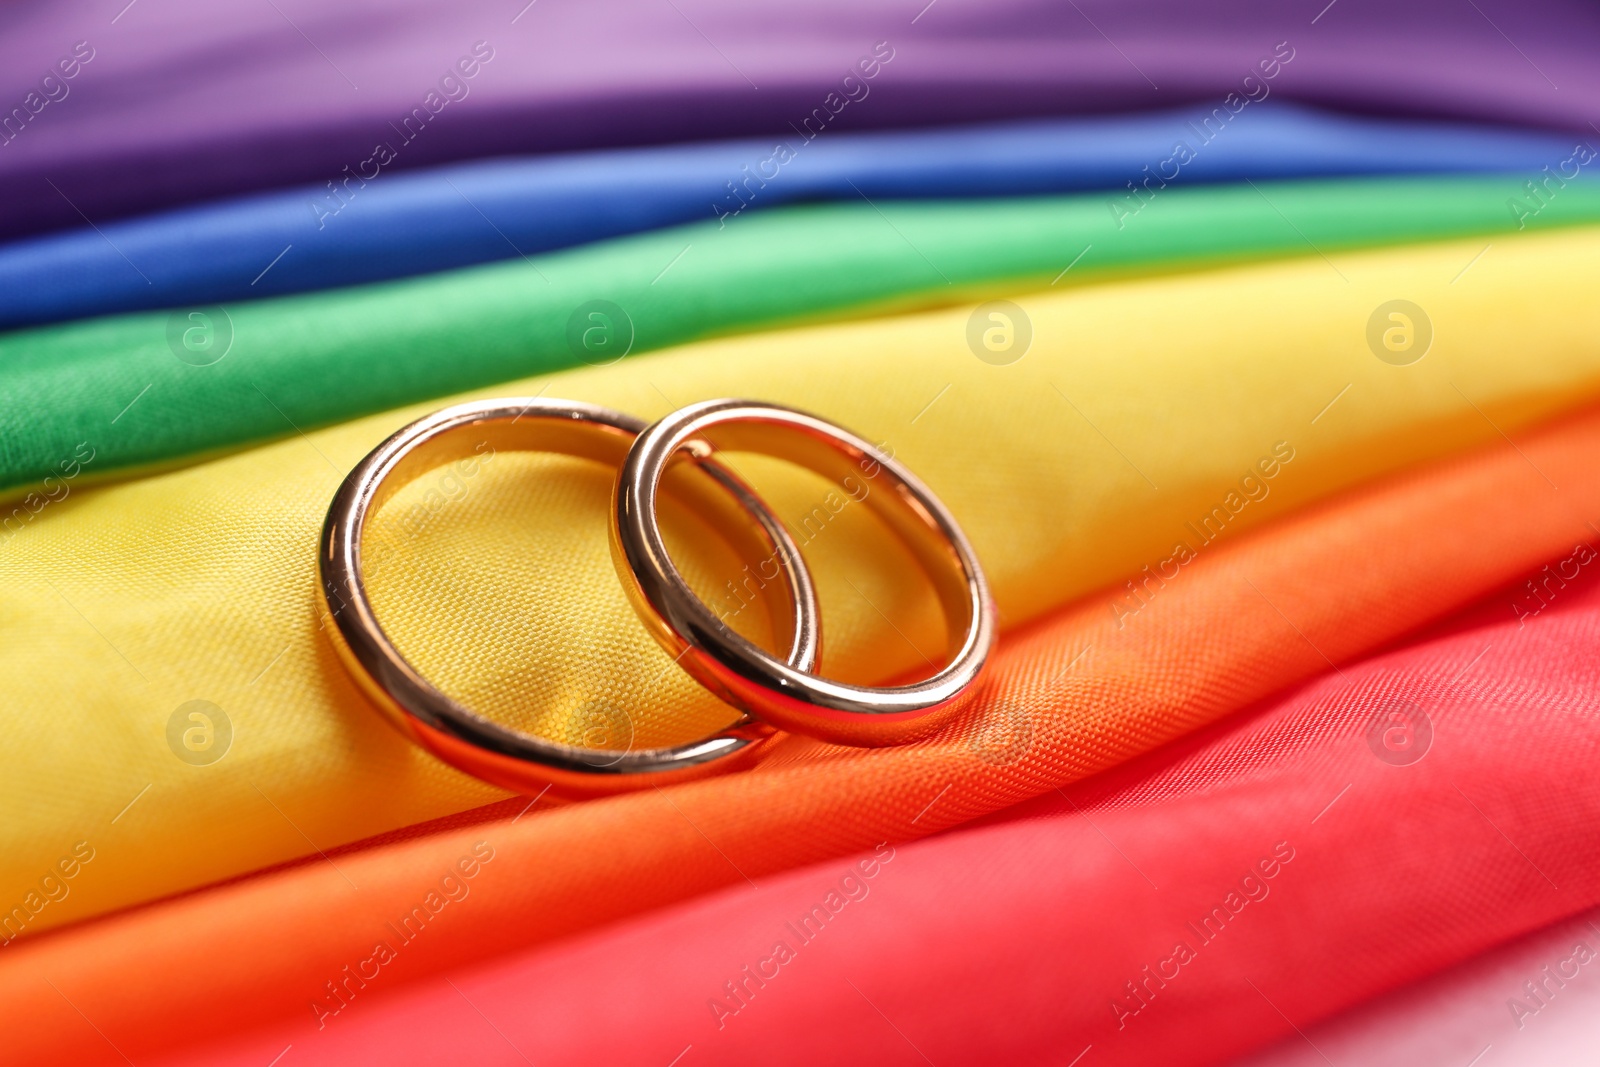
318,397,818,796
612,398,995,747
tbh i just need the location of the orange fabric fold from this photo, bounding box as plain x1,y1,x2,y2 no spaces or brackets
9,406,1600,1064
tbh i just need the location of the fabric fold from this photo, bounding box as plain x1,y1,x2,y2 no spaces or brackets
4,0,1599,240
7,257,1600,1058
13,400,1600,1065
6,227,1600,941
153,531,1600,1067
5,176,1600,500
0,108,1582,328
1238,910,1600,1066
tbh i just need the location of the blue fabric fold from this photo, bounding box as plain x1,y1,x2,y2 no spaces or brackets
0,105,1574,330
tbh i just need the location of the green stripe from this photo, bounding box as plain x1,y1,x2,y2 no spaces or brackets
2,173,1596,497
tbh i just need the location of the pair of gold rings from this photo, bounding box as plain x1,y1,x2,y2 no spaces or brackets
318,397,995,796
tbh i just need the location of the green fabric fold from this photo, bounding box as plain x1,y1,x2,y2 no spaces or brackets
2,174,1597,499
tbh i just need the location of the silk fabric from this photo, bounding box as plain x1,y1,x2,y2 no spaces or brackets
0,225,1597,973
0,108,1581,328
13,399,1600,1065
154,529,1600,1067
6,177,1600,500
4,0,1597,239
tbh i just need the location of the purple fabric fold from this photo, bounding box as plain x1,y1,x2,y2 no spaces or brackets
1,0,1595,241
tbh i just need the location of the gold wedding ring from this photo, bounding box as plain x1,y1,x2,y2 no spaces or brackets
613,398,996,746
318,398,818,796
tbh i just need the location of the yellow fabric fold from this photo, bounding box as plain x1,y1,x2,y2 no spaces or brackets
5,226,1600,940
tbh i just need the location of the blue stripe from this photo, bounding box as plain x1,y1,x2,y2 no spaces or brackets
0,104,1578,330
